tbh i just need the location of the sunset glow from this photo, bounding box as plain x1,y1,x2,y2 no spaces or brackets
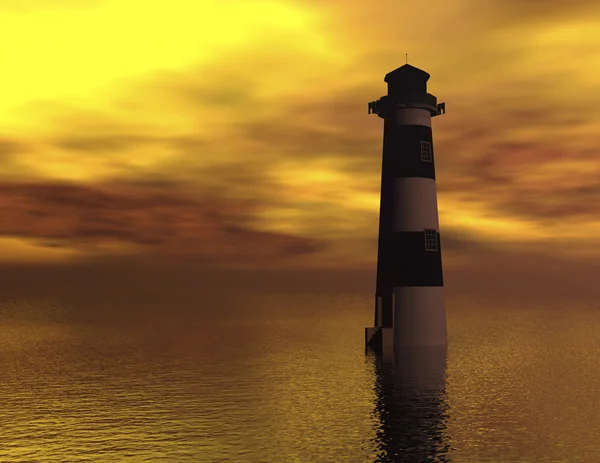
1,0,599,267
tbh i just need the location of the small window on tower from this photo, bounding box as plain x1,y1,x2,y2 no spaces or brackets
421,141,432,162
424,229,438,251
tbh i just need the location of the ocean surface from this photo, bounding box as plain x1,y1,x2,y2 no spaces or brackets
1,284,600,462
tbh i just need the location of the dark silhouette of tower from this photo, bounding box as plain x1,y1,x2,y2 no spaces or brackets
365,63,447,353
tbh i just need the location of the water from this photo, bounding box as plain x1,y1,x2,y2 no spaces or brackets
1,286,600,462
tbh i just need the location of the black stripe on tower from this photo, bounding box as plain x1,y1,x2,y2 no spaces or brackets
379,232,443,287
382,119,436,180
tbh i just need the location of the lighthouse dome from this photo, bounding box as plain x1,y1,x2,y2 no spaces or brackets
384,64,430,95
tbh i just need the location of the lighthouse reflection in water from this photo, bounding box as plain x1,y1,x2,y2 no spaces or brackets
370,346,451,463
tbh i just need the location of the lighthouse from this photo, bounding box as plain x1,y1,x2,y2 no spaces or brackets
365,63,447,353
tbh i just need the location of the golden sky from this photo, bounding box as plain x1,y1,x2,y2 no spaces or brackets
1,0,600,275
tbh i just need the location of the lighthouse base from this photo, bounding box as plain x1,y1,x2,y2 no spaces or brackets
366,286,447,353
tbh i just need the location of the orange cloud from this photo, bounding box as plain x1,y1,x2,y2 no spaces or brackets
0,181,323,265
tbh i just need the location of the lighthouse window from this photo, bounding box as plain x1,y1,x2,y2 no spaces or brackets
421,141,432,162
424,229,438,251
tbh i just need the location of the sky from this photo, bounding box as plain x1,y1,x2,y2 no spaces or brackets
1,0,600,298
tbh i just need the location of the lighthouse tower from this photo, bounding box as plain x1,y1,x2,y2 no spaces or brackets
365,63,447,353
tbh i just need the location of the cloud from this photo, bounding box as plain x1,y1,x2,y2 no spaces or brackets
52,134,160,153
0,181,324,264
0,138,23,159
440,229,488,253
487,0,600,24
10,65,595,268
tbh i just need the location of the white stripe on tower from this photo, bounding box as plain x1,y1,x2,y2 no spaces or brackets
393,178,440,232
392,287,447,347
